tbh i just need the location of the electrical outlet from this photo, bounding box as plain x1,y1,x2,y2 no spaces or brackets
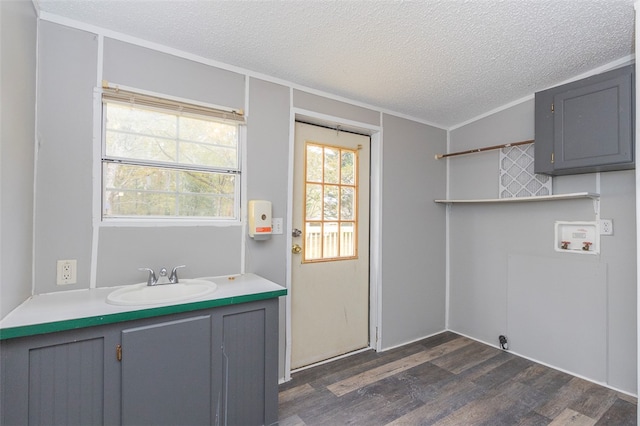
272,218,283,235
600,219,614,236
57,259,77,285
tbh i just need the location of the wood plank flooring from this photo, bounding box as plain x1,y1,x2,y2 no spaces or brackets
278,332,637,425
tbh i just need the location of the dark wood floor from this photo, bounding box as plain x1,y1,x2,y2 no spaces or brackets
278,332,637,425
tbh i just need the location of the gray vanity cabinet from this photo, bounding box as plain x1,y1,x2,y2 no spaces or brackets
0,298,280,426
534,64,634,175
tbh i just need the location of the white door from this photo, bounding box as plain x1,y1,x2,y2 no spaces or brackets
291,122,370,369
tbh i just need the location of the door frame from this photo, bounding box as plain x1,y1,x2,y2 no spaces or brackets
284,108,382,380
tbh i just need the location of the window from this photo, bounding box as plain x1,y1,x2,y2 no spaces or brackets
101,88,244,221
304,142,358,261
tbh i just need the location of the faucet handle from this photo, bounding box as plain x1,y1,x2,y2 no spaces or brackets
138,267,157,286
169,265,186,283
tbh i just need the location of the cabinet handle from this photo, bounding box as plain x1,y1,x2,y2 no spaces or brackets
116,344,122,362
551,152,555,164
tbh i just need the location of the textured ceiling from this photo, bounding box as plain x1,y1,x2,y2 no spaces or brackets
36,0,635,128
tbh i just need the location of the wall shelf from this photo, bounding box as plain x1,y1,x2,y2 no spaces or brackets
434,192,600,205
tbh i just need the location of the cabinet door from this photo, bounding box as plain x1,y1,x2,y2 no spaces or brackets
1,327,117,426
121,315,212,426
213,299,279,426
27,338,105,426
535,64,634,175
553,71,633,171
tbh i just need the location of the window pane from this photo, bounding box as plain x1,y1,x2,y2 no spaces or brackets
304,222,322,261
105,131,176,163
324,147,339,184
340,187,355,220
105,102,239,170
306,145,323,183
323,222,339,258
103,163,176,192
179,141,237,169
103,163,236,219
324,185,339,220
306,184,322,220
177,194,235,218
179,116,237,147
340,222,356,257
106,103,176,138
178,116,238,168
105,190,177,217
177,170,235,194
341,151,355,185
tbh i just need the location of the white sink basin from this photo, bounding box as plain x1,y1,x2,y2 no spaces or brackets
106,279,217,306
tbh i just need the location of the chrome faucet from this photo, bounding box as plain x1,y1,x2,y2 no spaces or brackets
169,265,186,283
138,267,158,286
139,265,186,286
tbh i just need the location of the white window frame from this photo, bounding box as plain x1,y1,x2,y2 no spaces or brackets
95,84,245,226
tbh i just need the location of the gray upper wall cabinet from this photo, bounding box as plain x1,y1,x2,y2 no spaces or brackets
534,64,635,175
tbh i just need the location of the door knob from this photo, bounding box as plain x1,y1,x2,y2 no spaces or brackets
292,244,302,254
292,228,302,238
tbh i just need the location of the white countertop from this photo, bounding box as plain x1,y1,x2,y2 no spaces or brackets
0,273,287,339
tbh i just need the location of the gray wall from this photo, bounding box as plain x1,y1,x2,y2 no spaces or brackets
381,114,447,348
0,0,36,318
98,37,246,286
448,98,637,394
34,21,96,293
246,78,291,376
246,78,290,284
34,27,248,292
103,38,245,111
293,90,380,126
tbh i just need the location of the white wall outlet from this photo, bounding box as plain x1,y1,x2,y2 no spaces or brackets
600,219,614,236
57,259,77,285
272,217,283,235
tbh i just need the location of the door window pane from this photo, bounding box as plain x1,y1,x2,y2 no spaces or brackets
305,184,322,220
340,187,355,220
323,185,339,220
305,222,323,260
306,145,323,182
324,147,340,184
340,222,356,257
323,222,339,258
341,151,355,185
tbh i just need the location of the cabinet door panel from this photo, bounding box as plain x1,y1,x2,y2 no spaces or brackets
222,308,266,426
213,299,279,426
554,73,633,169
28,338,105,426
121,315,212,426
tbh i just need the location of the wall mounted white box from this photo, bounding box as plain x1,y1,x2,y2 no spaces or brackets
554,221,599,255
248,200,272,240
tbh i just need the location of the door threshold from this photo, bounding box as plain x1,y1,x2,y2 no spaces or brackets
291,346,373,373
